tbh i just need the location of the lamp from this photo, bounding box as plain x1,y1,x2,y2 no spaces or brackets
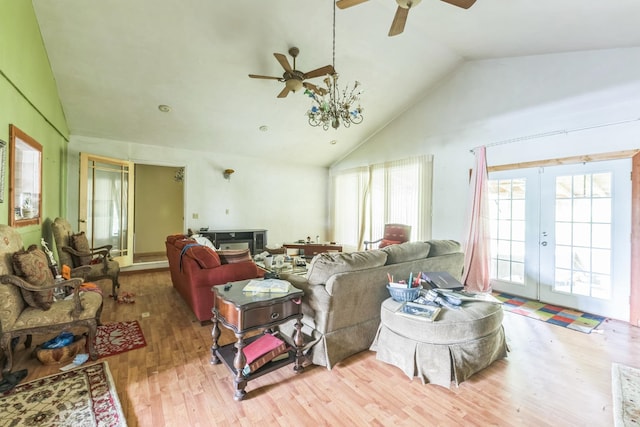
305,0,363,130
223,169,235,180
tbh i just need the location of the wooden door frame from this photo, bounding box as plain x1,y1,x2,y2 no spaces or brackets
488,149,640,326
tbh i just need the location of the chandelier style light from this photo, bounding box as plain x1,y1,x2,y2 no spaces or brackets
305,1,363,130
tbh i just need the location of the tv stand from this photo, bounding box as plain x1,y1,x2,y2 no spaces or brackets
200,229,267,254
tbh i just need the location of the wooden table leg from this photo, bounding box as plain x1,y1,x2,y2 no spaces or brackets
293,315,304,374
210,311,221,365
233,333,247,401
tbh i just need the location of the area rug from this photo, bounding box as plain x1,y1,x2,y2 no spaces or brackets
0,362,127,426
493,292,606,333
95,320,147,358
612,362,640,426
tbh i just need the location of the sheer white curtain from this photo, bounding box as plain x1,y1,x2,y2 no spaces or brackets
331,155,433,250
329,167,369,250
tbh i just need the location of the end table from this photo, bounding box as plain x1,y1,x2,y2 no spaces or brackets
210,280,305,401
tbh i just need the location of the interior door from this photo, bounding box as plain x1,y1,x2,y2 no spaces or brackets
79,153,134,268
489,159,631,320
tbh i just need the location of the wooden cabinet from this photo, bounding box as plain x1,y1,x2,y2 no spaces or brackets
283,243,342,259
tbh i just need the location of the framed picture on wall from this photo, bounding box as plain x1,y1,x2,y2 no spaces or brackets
0,139,5,203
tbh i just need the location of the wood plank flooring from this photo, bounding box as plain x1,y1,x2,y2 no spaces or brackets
8,270,640,426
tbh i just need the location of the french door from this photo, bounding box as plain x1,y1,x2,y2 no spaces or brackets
79,153,134,268
489,159,631,320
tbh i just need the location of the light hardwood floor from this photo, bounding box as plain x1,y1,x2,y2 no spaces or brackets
9,270,640,426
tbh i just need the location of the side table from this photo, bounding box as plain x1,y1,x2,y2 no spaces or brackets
210,280,305,401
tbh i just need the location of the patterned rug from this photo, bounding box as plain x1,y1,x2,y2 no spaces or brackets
0,362,126,426
612,362,640,426
493,292,606,333
96,321,147,358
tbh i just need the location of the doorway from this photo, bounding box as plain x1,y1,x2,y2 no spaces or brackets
133,164,184,264
488,159,631,320
79,153,184,267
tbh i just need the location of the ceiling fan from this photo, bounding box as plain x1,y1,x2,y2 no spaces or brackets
248,47,336,98
336,0,476,37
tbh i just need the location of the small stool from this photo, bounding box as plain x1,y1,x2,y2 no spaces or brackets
371,298,508,388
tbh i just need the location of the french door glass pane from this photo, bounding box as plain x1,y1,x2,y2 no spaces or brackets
88,160,129,257
553,172,612,298
488,178,526,284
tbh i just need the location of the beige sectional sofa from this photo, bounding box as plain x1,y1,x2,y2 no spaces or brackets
280,240,464,369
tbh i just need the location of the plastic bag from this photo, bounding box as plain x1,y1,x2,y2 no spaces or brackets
41,331,75,349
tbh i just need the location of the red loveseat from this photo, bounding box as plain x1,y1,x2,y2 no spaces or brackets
166,234,263,323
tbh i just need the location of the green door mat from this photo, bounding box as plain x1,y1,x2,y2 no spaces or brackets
492,292,606,334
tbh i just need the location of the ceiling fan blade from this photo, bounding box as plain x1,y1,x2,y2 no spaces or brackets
303,65,335,80
274,53,293,72
440,0,476,9
336,0,369,9
277,86,291,98
388,6,409,37
248,74,282,80
303,82,327,96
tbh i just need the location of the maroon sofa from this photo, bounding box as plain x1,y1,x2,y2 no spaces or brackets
166,234,263,323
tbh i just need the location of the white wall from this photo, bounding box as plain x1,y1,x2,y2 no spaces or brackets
67,136,329,248
333,47,640,242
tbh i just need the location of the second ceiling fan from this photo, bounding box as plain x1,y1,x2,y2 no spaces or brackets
336,0,476,37
248,47,335,98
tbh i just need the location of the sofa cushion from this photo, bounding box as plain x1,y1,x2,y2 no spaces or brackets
12,245,55,310
184,245,221,269
70,232,92,266
381,241,431,265
306,251,388,286
426,240,462,257
218,249,252,264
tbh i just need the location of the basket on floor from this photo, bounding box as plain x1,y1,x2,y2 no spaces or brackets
35,335,87,365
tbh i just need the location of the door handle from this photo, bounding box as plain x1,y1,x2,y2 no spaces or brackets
541,241,548,246
79,219,86,223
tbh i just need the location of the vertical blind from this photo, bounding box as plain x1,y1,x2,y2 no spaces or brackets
330,155,433,250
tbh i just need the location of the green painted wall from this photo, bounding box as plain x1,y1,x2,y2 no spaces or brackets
0,0,69,247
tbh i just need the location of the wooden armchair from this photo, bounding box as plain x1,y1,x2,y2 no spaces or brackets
0,224,103,375
364,224,412,250
51,217,121,299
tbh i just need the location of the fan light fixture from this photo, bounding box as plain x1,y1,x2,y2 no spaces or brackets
305,0,363,130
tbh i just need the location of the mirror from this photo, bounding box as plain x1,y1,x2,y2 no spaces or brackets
9,125,42,227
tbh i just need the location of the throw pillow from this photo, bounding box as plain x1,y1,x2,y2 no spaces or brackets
70,232,92,266
12,245,55,310
306,251,388,286
218,249,252,264
425,240,462,257
381,241,431,265
184,245,221,269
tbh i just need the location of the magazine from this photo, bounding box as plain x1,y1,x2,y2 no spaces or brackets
396,301,441,322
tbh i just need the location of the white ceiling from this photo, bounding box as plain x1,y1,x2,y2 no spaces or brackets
31,0,640,167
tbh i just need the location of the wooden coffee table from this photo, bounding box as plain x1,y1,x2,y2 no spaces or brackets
210,280,305,401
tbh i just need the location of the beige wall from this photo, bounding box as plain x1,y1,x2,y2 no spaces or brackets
134,164,184,254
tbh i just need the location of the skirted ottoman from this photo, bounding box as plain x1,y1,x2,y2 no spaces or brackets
370,298,508,388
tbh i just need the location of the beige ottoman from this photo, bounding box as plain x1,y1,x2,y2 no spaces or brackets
370,298,508,388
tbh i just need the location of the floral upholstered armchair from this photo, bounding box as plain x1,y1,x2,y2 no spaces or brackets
0,225,103,375
52,217,121,299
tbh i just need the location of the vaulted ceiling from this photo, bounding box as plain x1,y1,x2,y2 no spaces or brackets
32,0,640,166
